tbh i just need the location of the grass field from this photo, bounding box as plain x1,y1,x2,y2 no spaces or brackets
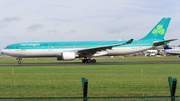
0,57,180,99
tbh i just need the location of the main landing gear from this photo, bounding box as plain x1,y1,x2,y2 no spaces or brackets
82,58,96,63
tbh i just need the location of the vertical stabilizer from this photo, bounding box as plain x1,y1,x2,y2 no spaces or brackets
140,18,171,40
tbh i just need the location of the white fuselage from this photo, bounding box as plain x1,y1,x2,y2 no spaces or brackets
1,46,153,58
165,49,180,55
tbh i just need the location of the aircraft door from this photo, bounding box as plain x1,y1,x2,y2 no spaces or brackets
15,45,21,53
48,44,53,51
138,42,142,46
15,45,20,49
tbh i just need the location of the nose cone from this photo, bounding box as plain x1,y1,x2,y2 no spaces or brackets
1,49,7,55
1,49,4,54
1,49,15,57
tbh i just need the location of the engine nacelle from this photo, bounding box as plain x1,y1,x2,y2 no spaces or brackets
57,52,76,61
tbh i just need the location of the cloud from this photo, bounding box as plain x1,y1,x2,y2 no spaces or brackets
65,30,78,34
45,17,80,22
27,24,43,32
3,35,16,39
47,29,57,33
106,24,137,34
0,17,20,29
47,29,59,35
3,17,20,22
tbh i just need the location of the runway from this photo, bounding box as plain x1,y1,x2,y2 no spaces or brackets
0,61,180,66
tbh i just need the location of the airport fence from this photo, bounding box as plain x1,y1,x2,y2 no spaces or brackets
0,77,178,101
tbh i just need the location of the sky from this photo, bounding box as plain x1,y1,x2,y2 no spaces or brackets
0,0,180,51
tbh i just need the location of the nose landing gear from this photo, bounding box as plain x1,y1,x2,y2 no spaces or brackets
17,58,22,64
18,60,21,64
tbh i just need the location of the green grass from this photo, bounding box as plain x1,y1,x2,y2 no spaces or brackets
0,98,174,101
0,57,180,101
0,64,180,97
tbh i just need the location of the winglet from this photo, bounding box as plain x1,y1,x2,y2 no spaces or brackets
126,39,134,44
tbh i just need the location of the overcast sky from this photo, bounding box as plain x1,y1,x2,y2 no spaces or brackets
0,0,180,51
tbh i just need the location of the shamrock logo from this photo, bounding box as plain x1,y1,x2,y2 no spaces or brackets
152,25,165,36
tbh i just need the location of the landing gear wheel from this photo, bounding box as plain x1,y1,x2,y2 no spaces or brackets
91,59,96,63
87,59,91,63
18,60,21,64
82,59,87,63
82,58,97,63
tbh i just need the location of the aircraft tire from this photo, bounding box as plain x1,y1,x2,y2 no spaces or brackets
82,59,95,63
91,59,96,63
82,59,87,63
87,59,91,63
18,60,21,64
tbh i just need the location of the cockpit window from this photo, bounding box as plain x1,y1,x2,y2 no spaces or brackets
6,47,10,49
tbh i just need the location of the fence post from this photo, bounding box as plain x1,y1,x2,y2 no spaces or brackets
168,77,177,101
82,77,88,101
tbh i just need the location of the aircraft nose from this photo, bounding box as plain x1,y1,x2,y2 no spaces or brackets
1,50,4,54
1,49,6,55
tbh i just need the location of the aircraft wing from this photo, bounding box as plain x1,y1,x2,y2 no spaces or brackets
153,39,177,46
77,39,133,57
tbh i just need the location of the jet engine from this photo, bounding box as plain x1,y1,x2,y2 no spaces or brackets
57,52,76,60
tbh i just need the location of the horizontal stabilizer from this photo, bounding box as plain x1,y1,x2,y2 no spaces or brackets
153,39,177,46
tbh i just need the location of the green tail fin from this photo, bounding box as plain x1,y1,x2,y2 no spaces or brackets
140,18,171,40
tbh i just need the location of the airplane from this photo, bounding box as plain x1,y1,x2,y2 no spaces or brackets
163,44,180,57
1,17,177,64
